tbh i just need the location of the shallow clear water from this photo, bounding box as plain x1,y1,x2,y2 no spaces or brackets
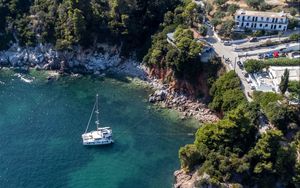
0,71,195,188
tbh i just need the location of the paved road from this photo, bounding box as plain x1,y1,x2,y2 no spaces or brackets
205,27,253,101
235,36,289,49
201,25,300,131
238,42,300,57
203,27,276,131
204,27,300,102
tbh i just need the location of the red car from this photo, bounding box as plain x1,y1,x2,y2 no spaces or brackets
273,51,279,58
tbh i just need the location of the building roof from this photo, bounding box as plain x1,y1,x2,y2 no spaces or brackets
193,0,205,7
252,72,275,92
269,66,300,84
167,32,175,42
235,9,287,18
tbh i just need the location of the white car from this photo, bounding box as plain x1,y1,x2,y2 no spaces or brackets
223,41,231,46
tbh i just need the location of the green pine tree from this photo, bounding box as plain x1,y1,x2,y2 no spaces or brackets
279,69,289,94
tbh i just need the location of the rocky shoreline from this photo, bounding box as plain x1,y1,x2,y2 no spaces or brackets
147,78,219,124
174,169,200,188
174,169,239,188
0,43,147,79
0,43,219,125
144,77,220,188
174,168,218,188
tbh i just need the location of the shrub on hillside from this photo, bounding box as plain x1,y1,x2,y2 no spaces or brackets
199,25,208,36
246,0,271,10
209,71,246,112
244,59,265,73
253,91,299,133
218,20,235,38
214,0,228,6
253,91,282,108
288,81,300,99
246,0,262,10
244,58,300,73
289,33,300,41
211,18,221,27
288,18,299,29
227,4,240,15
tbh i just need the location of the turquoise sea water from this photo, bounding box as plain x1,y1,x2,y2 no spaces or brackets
0,71,195,188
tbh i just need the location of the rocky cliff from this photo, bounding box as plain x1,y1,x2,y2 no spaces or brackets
174,169,200,188
0,43,147,79
146,64,220,123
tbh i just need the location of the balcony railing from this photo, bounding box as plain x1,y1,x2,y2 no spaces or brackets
235,19,288,24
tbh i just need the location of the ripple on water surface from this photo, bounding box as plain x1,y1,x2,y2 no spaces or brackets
0,72,195,188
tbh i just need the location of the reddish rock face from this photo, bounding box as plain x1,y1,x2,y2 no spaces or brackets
148,65,211,99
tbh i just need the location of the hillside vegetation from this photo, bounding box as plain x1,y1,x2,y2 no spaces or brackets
0,0,180,52
179,71,300,187
143,0,222,96
1,1,299,187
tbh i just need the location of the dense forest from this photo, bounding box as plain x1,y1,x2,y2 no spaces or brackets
180,71,300,187
0,0,217,93
0,0,180,53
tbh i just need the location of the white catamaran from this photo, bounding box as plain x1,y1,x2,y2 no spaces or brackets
82,94,113,146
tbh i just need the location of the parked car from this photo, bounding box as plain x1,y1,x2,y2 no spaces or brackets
246,77,252,83
250,85,256,90
223,41,231,46
273,51,279,58
291,52,300,58
264,53,273,59
237,61,244,69
281,52,288,57
258,54,264,59
249,37,258,42
268,52,274,57
264,54,270,59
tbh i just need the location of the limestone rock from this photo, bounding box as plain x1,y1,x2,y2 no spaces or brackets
174,169,199,188
0,43,147,80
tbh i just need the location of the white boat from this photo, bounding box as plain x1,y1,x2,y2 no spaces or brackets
82,94,113,146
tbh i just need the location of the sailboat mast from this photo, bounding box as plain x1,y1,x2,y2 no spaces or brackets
95,94,100,129
85,98,96,133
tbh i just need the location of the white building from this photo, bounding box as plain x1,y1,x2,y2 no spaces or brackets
193,0,205,8
251,72,275,92
167,32,176,46
235,9,289,31
250,66,300,93
268,66,300,92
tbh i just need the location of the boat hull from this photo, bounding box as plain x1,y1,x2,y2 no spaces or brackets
83,139,114,146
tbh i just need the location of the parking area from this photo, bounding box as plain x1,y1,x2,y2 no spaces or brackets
203,26,300,101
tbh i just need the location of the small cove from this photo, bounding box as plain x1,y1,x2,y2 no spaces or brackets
0,70,196,188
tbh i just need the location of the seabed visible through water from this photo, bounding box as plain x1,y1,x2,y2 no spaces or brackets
0,70,196,188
